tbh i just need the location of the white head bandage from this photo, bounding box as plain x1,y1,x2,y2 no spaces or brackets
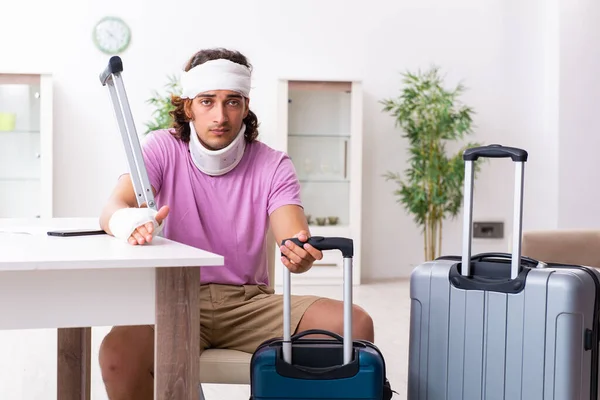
189,121,246,176
180,59,251,99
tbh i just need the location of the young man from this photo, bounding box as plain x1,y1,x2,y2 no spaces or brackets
97,48,375,399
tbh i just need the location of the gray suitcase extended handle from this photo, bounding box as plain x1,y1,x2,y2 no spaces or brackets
461,144,528,280
99,56,157,211
280,236,354,366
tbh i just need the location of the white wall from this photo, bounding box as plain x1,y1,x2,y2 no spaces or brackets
0,0,597,398
557,0,600,228
1,0,559,280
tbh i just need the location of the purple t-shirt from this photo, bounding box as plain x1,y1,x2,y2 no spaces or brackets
139,129,303,286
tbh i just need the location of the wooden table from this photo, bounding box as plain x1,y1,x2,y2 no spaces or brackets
0,217,223,400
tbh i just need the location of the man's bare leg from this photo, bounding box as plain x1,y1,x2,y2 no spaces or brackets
98,325,154,400
296,299,374,342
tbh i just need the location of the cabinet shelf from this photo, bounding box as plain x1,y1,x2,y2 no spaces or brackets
288,134,350,182
0,177,40,181
289,133,350,139
299,179,349,183
0,130,39,134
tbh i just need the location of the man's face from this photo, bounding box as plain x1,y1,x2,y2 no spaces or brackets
186,90,249,150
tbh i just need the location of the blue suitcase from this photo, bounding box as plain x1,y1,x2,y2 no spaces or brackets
249,236,395,400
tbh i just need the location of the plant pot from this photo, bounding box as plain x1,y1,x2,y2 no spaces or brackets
305,214,313,225
0,112,16,131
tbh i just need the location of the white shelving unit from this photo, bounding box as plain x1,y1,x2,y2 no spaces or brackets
273,79,363,286
0,73,53,219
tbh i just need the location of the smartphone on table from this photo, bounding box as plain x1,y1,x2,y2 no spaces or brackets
47,229,106,237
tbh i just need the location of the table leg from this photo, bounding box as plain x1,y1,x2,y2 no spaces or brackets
155,266,201,400
57,327,91,400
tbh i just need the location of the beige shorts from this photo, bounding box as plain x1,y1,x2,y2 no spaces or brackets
199,283,322,354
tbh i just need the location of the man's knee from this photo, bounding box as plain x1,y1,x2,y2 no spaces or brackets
352,304,374,341
299,299,375,342
99,325,154,384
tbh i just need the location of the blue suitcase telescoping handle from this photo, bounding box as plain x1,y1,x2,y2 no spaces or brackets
463,144,528,162
280,236,354,366
461,144,528,280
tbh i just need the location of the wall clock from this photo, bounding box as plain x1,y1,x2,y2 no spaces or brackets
93,16,131,55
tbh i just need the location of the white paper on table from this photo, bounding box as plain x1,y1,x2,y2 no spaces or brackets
0,226,52,236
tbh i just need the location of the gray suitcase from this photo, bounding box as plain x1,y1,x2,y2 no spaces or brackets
407,144,600,400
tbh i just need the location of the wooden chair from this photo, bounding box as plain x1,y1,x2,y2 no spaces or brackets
199,230,277,398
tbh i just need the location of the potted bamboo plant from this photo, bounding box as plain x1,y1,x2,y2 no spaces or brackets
381,66,483,261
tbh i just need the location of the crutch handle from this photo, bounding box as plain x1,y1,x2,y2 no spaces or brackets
100,56,124,86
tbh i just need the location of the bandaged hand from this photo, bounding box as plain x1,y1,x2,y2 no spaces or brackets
108,205,170,245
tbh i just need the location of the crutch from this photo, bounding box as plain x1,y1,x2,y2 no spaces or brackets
99,56,157,211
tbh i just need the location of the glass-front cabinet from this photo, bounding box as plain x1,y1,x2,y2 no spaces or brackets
0,73,53,219
274,79,363,286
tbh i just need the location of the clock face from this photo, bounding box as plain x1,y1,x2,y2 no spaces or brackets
93,16,131,55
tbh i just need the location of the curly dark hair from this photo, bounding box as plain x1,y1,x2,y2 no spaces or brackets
169,48,259,143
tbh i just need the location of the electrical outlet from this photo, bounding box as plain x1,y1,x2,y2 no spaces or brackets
473,221,504,238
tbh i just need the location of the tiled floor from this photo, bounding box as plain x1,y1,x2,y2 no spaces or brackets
201,279,410,399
